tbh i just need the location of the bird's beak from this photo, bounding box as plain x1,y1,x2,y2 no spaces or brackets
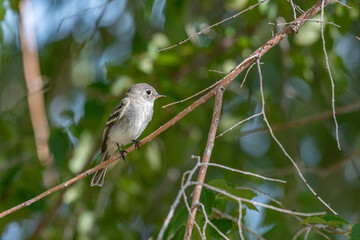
155,94,166,99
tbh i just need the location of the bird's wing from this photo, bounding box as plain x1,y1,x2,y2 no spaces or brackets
101,98,130,153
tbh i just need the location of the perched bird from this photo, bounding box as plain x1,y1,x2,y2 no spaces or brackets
90,83,165,187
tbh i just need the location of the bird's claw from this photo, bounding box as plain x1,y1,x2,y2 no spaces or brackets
116,143,127,161
132,140,141,152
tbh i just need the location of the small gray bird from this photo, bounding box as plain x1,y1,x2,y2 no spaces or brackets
90,83,165,187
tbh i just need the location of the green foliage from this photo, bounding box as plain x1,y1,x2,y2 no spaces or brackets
350,223,360,240
301,215,350,228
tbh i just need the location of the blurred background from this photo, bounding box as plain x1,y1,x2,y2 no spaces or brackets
0,0,359,239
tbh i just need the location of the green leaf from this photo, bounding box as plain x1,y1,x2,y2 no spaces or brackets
301,215,350,228
200,188,215,214
350,223,360,240
207,218,233,239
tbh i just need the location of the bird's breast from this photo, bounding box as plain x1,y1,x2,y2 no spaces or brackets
106,101,154,155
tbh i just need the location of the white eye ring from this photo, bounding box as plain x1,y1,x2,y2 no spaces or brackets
146,90,151,95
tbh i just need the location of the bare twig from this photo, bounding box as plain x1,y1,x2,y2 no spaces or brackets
292,227,309,240
216,112,262,138
256,57,337,214
286,0,305,14
212,208,265,240
157,156,202,240
238,200,245,240
209,69,228,74
162,79,222,109
320,0,341,150
156,0,268,52
201,162,286,183
304,227,312,239
199,182,326,217
288,0,298,20
334,0,351,9
199,203,230,240
241,62,257,87
269,19,341,28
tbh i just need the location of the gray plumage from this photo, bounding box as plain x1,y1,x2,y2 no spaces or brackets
91,83,165,187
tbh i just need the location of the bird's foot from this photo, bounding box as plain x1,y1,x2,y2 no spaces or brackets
132,140,141,152
116,143,127,161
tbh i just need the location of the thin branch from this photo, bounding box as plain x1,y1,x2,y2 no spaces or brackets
292,227,309,240
288,0,298,20
181,158,204,239
286,0,305,14
320,0,341,150
304,227,312,239
269,19,341,28
237,187,331,239
256,57,337,214
334,0,351,9
201,162,286,183
199,203,230,240
162,79,222,109
157,156,202,240
156,0,268,52
184,86,225,239
216,112,262,138
241,62,257,87
209,69,228,74
212,208,265,240
199,182,326,217
238,200,245,240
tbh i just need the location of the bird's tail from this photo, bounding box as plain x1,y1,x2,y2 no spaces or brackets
90,154,108,187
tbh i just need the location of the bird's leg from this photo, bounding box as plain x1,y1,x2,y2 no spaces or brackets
116,143,127,161
132,140,141,152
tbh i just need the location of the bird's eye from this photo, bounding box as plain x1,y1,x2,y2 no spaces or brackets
146,90,151,95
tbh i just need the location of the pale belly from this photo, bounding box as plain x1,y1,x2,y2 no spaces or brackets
105,103,153,156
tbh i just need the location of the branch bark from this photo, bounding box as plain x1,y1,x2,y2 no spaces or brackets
184,86,225,239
